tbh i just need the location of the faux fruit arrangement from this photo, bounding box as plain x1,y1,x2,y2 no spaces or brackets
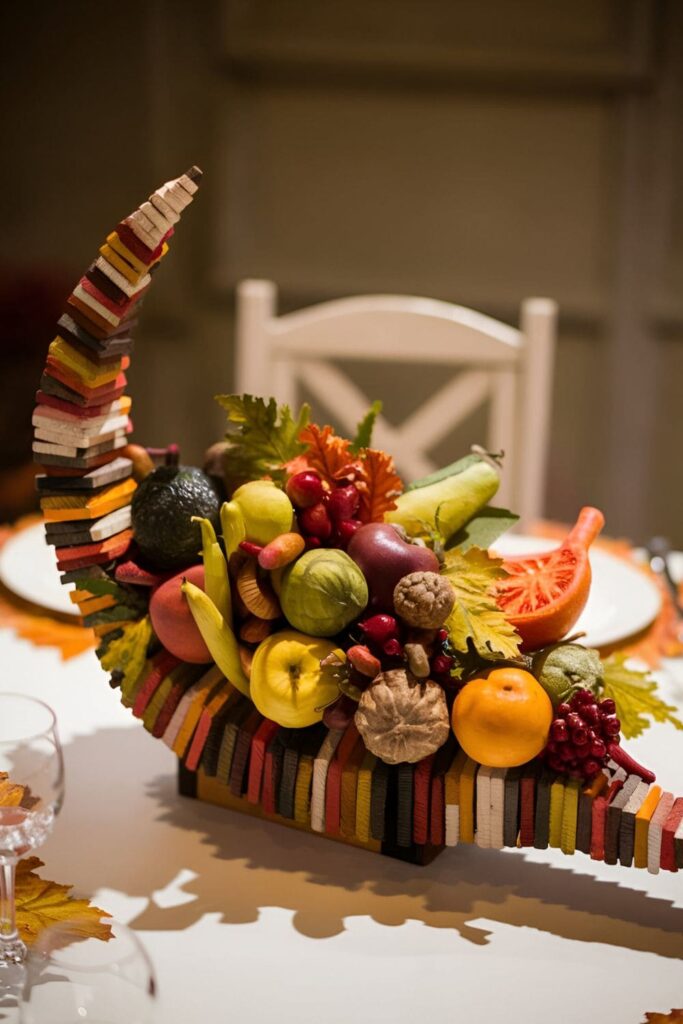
34,169,683,869
96,399,676,785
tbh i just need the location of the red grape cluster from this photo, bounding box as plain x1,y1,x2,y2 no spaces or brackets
543,688,620,779
286,470,363,550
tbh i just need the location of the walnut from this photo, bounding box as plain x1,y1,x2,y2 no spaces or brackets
393,571,455,629
354,668,450,765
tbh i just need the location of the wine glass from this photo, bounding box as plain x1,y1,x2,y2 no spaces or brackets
19,919,157,1024
0,694,64,967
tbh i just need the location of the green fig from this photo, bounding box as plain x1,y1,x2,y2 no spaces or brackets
532,643,602,707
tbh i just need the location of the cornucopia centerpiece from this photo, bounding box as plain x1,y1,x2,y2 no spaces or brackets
33,170,683,868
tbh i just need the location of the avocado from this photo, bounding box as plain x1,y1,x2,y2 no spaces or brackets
131,465,220,570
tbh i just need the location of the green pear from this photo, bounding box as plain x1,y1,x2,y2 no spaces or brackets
222,480,294,552
385,453,500,543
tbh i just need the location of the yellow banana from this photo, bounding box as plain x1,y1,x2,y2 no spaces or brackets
182,579,250,699
193,516,232,626
220,500,246,557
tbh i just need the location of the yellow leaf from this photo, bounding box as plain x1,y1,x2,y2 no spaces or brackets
442,547,521,661
0,772,27,808
15,857,112,946
100,616,153,694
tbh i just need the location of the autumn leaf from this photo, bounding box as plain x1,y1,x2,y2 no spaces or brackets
16,857,112,946
600,654,683,739
298,423,364,485
441,547,521,661
215,394,310,488
99,616,153,696
642,1011,683,1023
0,772,28,808
350,400,382,454
356,448,403,523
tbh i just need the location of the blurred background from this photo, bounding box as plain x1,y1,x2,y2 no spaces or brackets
1,0,681,544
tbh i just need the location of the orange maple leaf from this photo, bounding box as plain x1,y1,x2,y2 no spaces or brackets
356,448,403,523
643,1012,683,1023
298,424,364,485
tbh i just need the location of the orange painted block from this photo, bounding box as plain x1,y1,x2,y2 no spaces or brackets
634,785,663,868
42,478,136,521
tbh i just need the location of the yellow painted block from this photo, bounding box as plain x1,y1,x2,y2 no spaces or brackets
49,337,122,387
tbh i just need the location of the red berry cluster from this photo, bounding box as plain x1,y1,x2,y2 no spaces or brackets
544,689,619,779
359,615,454,677
286,470,363,550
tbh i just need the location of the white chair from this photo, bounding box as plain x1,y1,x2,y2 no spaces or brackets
235,280,557,527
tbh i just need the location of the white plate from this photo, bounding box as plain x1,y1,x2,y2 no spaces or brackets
0,522,78,617
492,535,662,649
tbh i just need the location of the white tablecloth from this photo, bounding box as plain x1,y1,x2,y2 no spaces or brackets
1,628,682,1023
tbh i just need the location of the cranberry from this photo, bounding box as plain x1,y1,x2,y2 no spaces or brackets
359,614,399,648
550,720,568,743
599,698,616,715
336,519,363,546
431,654,454,675
298,503,333,540
437,628,449,644
286,471,325,508
590,738,607,759
556,702,572,717
583,759,602,777
602,714,621,737
327,484,360,522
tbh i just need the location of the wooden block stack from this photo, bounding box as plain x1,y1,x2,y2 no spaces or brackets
32,168,201,632
162,678,683,870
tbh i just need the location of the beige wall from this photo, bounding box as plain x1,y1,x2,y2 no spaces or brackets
2,1,682,544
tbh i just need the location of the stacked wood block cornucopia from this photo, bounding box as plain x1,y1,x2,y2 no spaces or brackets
34,172,683,871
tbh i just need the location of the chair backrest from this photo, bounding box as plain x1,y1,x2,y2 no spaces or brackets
235,280,557,527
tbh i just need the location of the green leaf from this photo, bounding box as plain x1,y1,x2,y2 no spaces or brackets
214,394,310,488
441,547,521,661
350,400,382,454
446,506,519,552
600,653,683,739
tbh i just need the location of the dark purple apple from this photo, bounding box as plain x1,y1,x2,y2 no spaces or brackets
347,523,440,611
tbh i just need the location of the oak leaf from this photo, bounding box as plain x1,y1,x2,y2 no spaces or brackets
642,1012,683,1023
441,547,521,661
356,448,403,523
215,394,310,488
16,857,112,946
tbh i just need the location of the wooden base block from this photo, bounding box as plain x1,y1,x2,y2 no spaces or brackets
178,761,444,865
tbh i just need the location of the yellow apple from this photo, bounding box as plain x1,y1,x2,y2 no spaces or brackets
250,630,342,728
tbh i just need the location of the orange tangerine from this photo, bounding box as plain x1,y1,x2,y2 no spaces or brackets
452,667,552,768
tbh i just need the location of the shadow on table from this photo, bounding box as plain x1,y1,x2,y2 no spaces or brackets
57,726,683,958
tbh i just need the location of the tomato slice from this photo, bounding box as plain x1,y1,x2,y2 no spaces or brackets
494,507,604,651
496,546,583,617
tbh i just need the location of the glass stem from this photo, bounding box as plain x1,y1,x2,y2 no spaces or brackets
0,858,18,943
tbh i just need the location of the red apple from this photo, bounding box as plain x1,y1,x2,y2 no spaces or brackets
347,522,440,611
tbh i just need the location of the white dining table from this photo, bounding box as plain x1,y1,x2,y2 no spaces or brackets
0,624,682,1023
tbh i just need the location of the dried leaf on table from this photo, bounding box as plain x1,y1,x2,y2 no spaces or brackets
442,546,521,661
356,448,403,523
642,1011,683,1023
215,394,310,488
298,423,364,485
600,653,683,739
15,857,112,946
